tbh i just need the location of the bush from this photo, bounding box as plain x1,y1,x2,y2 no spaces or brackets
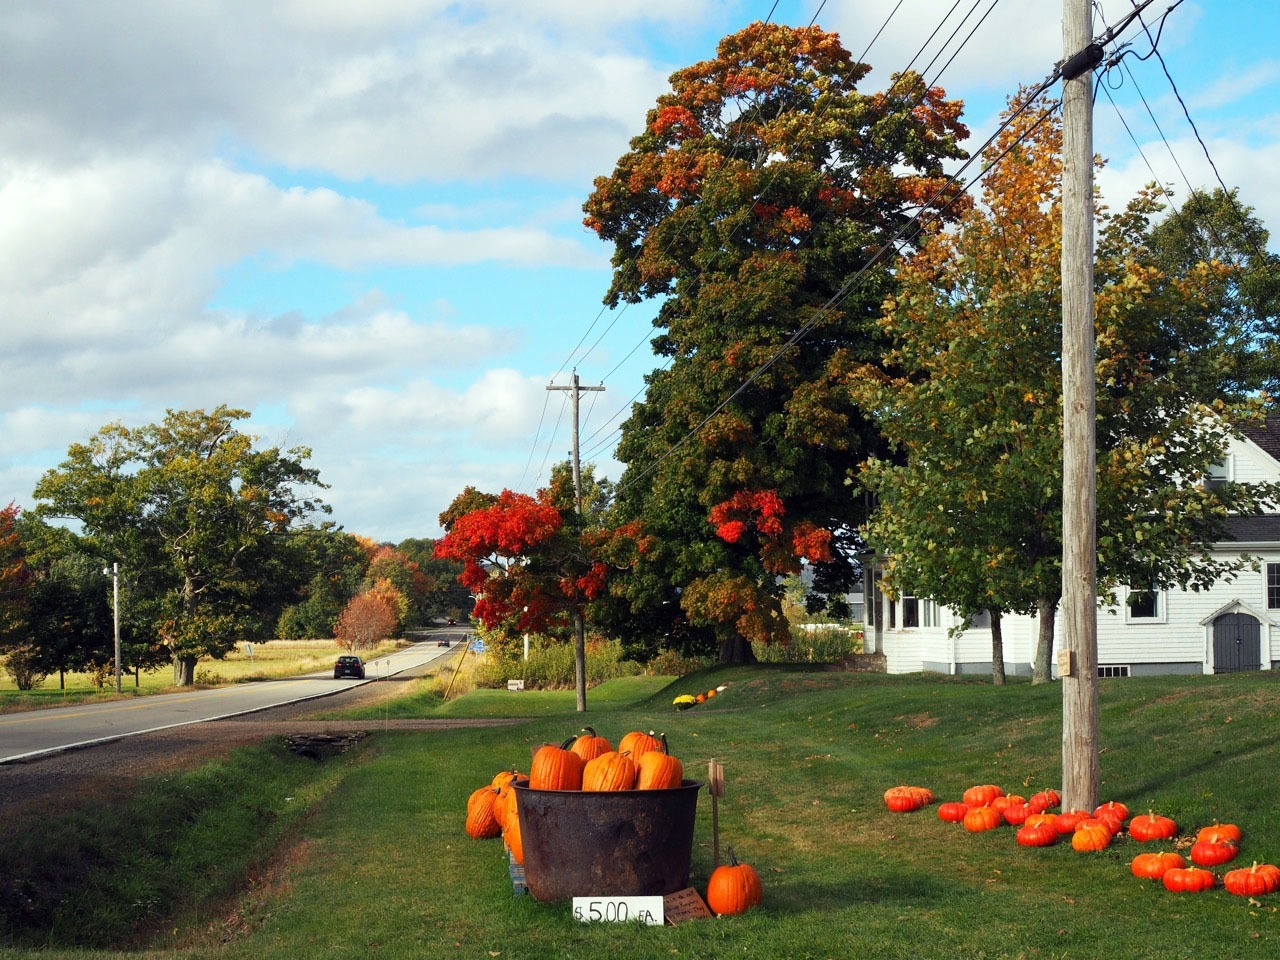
2,646,47,691
753,624,864,663
644,647,713,677
470,637,642,690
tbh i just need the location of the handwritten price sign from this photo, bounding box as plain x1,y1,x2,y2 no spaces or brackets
572,895,664,925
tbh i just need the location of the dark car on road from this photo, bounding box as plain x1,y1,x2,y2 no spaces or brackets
334,655,366,679
437,638,451,647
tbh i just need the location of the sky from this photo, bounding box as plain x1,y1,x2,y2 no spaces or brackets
3,1,1278,543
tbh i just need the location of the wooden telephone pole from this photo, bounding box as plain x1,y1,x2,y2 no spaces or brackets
1060,0,1101,812
547,371,605,712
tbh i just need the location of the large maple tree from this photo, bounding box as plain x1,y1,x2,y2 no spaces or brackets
854,92,1280,682
582,22,969,661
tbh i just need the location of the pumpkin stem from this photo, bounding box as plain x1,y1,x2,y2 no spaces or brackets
581,726,597,738
558,735,578,750
660,732,671,755
727,846,739,867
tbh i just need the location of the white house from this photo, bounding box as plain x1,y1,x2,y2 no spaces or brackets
865,418,1280,677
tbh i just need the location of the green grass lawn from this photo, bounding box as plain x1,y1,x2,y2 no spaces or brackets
3,667,1280,959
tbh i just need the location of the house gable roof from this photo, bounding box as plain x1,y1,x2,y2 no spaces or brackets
1221,514,1280,544
1239,415,1280,464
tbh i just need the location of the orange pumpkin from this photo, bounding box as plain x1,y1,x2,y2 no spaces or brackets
1197,822,1243,845
1129,812,1179,842
1224,862,1280,897
636,734,684,789
1130,851,1185,880
963,806,1003,832
1028,789,1061,813
503,807,525,865
962,784,1005,808
1189,839,1239,867
705,848,762,916
582,750,638,792
938,801,970,823
465,786,501,839
618,730,662,764
1016,822,1058,847
1071,823,1112,852
529,737,585,791
570,726,613,762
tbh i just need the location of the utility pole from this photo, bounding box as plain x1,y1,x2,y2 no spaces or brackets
547,371,605,712
1060,0,1102,812
104,562,121,694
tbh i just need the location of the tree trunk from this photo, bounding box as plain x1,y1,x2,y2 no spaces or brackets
173,654,197,687
718,634,758,665
1033,597,1057,683
573,609,587,713
990,612,1006,686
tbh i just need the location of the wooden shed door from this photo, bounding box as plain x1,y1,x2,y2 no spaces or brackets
1212,613,1262,673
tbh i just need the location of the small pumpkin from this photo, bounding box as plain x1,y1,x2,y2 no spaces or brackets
1197,822,1243,845
491,769,522,790
962,784,1005,808
1052,810,1090,835
570,726,613,763
963,806,1003,832
1016,822,1058,847
1028,789,1061,813
1130,851,1185,880
1224,862,1280,897
1024,813,1058,830
1189,838,1239,867
937,801,970,823
529,737,584,791
705,847,763,916
618,729,663,764
465,786,502,839
1001,801,1032,826
1128,812,1178,842
884,786,932,812
582,750,637,792
1071,823,1112,852
1094,800,1129,823
503,807,525,865
636,733,684,790
492,775,527,831
1162,866,1215,893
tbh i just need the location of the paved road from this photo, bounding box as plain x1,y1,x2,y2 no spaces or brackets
0,633,468,764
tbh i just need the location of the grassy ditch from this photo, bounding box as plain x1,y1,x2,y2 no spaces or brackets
3,668,1280,959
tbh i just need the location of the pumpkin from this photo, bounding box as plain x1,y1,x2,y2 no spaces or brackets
491,769,522,790
1053,810,1090,834
706,688,717,698
529,736,585,791
1189,839,1239,867
963,806,1003,832
963,784,1005,808
1071,823,1113,852
1224,862,1280,897
1002,801,1032,826
570,726,613,763
705,848,762,916
492,775,526,831
636,734,684,790
1094,800,1129,823
1024,813,1058,830
465,786,502,839
618,730,663,764
1131,851,1185,880
582,750,637,792
1016,822,1059,847
938,801,970,823
884,786,932,812
503,807,525,865
1093,808,1125,835
1129,812,1178,842
1028,789,1061,813
1197,822,1243,845
1162,866,1215,893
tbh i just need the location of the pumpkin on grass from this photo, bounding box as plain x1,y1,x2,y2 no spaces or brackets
1131,851,1185,880
1028,789,1061,813
963,806,1003,832
465,786,502,839
884,786,933,812
1016,822,1058,847
937,801,970,823
1197,822,1243,845
503,809,525,866
1189,838,1239,867
1002,802,1032,826
1162,866,1215,893
1052,810,1090,834
962,784,1004,808
1128,812,1178,842
1224,862,1280,897
705,848,763,916
1071,823,1113,852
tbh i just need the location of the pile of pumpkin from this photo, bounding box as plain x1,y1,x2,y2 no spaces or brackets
465,728,685,865
884,782,1280,896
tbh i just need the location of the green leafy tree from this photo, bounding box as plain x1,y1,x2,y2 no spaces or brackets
396,537,472,621
854,93,1280,683
33,406,328,685
582,22,969,662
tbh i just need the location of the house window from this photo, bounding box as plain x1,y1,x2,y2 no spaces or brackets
1098,665,1131,678
1268,563,1280,610
923,600,934,628
888,599,896,629
1204,458,1229,489
902,596,919,628
1127,585,1159,619
969,610,991,629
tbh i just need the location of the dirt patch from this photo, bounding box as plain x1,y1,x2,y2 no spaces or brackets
898,712,939,729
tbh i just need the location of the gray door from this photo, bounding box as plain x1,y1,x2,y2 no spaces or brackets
1212,612,1262,673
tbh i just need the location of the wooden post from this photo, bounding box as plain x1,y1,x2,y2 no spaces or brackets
708,759,725,867
1060,0,1100,813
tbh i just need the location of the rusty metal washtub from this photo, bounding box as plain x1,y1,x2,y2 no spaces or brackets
513,780,703,902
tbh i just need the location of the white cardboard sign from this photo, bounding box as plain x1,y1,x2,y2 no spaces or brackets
572,895,664,925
